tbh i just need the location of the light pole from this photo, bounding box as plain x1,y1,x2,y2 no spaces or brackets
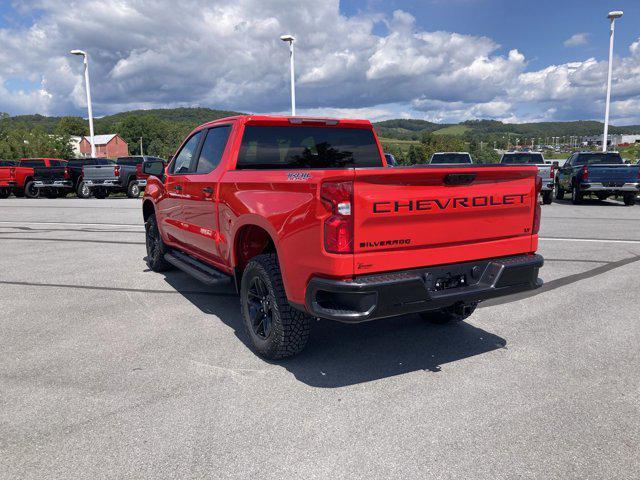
280,34,296,116
603,10,623,153
70,49,96,157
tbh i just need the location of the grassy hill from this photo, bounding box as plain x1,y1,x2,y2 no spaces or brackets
432,125,471,136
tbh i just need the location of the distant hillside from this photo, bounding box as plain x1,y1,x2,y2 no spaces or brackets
373,119,443,140
373,118,640,141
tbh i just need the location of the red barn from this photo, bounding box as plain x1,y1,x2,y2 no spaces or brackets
79,134,128,158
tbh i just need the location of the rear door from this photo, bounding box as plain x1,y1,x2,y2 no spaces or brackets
157,131,204,246
352,166,538,274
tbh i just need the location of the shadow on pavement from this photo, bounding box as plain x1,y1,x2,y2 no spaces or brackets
162,270,506,388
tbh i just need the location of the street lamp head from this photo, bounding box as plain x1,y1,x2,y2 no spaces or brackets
69,49,87,56
280,34,295,43
607,11,623,19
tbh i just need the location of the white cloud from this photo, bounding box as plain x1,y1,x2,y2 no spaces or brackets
0,1,640,124
564,33,589,47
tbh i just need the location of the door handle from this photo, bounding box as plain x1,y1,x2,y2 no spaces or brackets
202,187,214,194
174,185,182,191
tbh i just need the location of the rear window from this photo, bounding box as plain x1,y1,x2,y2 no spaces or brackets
236,126,382,169
117,157,143,166
575,153,623,165
430,153,472,164
501,153,545,165
19,159,46,167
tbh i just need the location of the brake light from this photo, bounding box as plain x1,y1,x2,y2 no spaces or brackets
321,181,353,254
114,166,120,177
63,167,70,180
549,165,555,179
9,167,15,178
581,165,589,182
533,176,542,234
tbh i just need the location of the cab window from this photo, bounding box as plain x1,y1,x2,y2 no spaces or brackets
170,132,203,174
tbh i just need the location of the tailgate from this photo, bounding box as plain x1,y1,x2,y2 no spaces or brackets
84,165,116,181
0,167,13,183
34,167,65,181
587,165,638,183
352,166,538,274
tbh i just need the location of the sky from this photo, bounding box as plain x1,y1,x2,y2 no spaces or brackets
1,0,640,124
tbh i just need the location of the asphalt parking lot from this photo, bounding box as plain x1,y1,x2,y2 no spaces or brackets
1,197,639,479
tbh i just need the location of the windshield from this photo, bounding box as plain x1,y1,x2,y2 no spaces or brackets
236,126,382,169
430,153,472,164
501,153,545,165
575,153,623,165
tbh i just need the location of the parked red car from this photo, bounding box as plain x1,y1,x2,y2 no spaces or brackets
142,115,543,359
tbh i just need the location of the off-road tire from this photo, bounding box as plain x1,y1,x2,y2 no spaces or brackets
0,188,10,199
76,180,91,199
554,182,564,200
24,180,39,199
240,253,310,359
542,190,553,205
623,193,636,206
127,181,141,198
420,302,478,325
145,214,171,272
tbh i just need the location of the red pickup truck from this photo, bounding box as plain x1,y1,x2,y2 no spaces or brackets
0,158,67,198
142,116,543,359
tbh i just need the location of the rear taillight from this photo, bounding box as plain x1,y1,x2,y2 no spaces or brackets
581,165,589,182
63,167,70,179
321,181,353,254
533,176,542,234
114,166,120,177
549,165,555,179
9,167,15,178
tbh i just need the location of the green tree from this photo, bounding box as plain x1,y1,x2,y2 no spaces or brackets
55,116,88,137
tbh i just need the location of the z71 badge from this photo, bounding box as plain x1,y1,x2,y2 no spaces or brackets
287,172,311,181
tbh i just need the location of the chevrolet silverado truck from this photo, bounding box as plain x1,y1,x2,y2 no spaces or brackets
32,159,70,198
500,152,555,204
142,115,544,359
84,155,164,198
555,151,640,205
61,158,114,198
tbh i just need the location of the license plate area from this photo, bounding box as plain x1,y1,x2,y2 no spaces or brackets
432,273,467,291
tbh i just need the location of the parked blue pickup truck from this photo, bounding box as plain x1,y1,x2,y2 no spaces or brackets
555,152,639,205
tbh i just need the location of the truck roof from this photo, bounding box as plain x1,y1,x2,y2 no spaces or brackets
198,115,373,130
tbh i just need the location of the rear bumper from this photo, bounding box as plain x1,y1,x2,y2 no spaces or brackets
138,179,147,187
34,180,73,189
580,182,640,192
304,254,543,322
84,179,123,188
541,181,554,191
0,181,17,187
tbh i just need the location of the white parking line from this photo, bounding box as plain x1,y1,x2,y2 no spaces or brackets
540,237,640,245
0,221,144,228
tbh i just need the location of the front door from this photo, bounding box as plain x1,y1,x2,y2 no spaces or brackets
157,131,204,246
180,125,233,267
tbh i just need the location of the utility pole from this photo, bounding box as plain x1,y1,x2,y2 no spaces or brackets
139,137,144,156
603,11,623,152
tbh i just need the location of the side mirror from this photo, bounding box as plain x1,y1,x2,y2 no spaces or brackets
143,160,165,179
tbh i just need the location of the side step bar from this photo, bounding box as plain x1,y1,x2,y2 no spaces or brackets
164,250,231,286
